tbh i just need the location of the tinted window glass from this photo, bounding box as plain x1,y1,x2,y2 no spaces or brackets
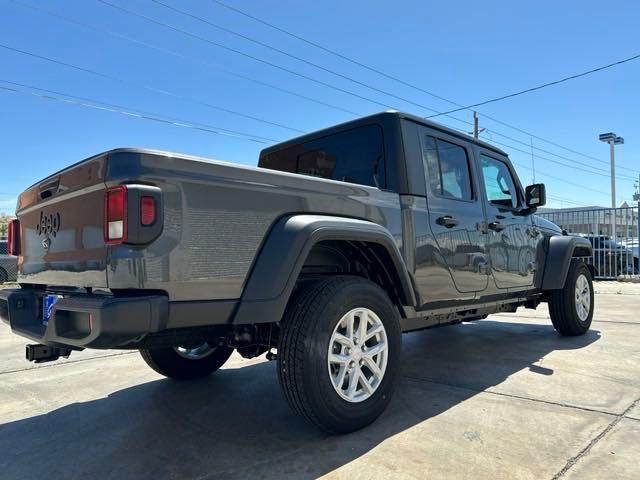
421,136,472,201
0,241,6,255
480,155,518,208
260,125,385,188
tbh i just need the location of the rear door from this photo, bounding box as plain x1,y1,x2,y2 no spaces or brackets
417,127,489,293
476,151,536,289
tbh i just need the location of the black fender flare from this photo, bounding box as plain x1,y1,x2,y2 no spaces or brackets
232,214,417,324
541,236,592,290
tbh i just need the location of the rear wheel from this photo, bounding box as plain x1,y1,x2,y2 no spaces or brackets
278,277,401,434
549,261,594,336
140,342,234,380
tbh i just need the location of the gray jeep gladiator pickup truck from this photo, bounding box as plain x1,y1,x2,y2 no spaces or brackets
1,111,594,433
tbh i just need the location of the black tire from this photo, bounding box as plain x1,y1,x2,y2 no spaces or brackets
0,267,7,284
140,343,234,380
278,276,402,434
549,261,594,336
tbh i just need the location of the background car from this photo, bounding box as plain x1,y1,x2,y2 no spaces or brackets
579,234,636,277
620,238,639,273
0,237,18,283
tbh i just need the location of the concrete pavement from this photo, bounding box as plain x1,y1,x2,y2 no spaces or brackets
0,291,638,479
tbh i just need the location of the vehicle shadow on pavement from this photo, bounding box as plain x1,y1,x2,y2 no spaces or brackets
0,320,599,479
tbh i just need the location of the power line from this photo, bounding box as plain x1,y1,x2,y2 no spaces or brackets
149,0,448,117
510,161,609,197
436,122,623,198
2,38,626,184
208,0,638,173
102,0,638,180
97,0,399,111
21,0,634,179
0,82,613,208
158,0,629,178
0,41,304,136
481,127,637,180
8,0,361,117
442,121,635,186
428,53,640,116
1,39,629,185
468,112,638,173
1,80,598,208
0,79,276,144
208,0,459,106
0,42,305,138
546,195,594,207
6,1,635,190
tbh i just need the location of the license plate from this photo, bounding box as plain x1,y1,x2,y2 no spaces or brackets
42,295,62,326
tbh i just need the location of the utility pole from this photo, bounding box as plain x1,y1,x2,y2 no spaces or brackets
473,111,479,139
468,112,486,139
530,137,536,183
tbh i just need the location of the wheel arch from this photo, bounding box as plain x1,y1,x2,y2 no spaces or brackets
540,236,593,290
232,214,417,324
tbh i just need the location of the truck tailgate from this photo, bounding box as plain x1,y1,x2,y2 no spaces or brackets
15,153,109,287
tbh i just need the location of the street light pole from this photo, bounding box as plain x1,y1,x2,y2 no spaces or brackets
609,139,616,208
599,132,624,209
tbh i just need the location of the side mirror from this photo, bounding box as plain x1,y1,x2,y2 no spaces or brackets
525,183,546,208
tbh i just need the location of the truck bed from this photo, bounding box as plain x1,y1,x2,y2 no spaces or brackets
16,148,402,302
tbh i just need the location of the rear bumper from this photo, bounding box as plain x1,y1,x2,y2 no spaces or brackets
0,289,168,349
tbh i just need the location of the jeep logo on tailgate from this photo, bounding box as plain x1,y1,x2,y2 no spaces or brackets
36,211,61,237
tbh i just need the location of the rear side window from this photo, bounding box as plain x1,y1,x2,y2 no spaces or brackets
421,136,473,201
260,125,386,188
0,241,6,255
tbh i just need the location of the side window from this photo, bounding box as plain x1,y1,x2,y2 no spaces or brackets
421,136,473,201
0,241,6,255
480,155,519,208
259,124,386,188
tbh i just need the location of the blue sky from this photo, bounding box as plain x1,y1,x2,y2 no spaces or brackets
1,0,638,214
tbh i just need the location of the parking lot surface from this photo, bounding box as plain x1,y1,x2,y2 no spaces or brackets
1,287,639,479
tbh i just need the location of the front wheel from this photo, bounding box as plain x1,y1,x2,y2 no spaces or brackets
140,343,234,380
548,261,594,336
278,277,401,434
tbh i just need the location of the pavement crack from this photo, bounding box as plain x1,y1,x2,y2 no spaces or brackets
551,396,640,479
593,320,640,325
402,374,619,417
0,351,136,376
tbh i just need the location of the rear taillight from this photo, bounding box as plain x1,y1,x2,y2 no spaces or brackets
7,219,20,256
104,185,127,244
140,196,156,226
103,184,162,245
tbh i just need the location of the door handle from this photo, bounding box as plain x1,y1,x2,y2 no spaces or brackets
488,221,506,232
436,215,459,228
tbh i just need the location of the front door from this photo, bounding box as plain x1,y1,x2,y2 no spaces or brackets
477,152,536,289
419,130,489,294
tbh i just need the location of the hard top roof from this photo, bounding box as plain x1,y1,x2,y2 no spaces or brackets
259,110,508,157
